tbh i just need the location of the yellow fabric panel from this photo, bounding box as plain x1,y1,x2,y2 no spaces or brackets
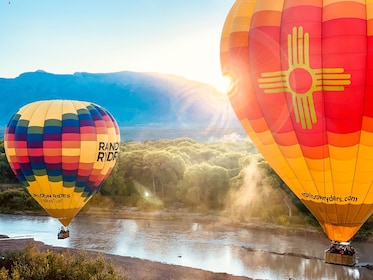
5,146,16,157
360,130,373,147
354,144,373,185
62,99,79,114
324,0,365,5
220,0,240,55
80,141,97,163
16,101,39,122
352,144,373,203
253,0,284,12
255,129,275,145
302,200,370,241
28,177,55,210
68,191,88,212
285,157,314,182
27,102,50,126
62,148,81,157
46,208,81,227
71,100,90,111
277,144,303,159
351,184,371,200
46,100,62,120
230,0,256,33
329,145,358,161
28,178,87,215
60,186,75,210
305,157,331,172
284,0,322,9
307,169,332,185
323,223,360,242
356,144,373,163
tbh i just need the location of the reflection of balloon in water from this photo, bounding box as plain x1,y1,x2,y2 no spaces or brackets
4,100,120,226
221,0,373,242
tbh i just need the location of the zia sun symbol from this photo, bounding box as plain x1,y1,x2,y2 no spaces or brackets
258,26,351,129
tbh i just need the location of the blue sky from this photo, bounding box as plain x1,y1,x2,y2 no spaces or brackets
0,0,235,89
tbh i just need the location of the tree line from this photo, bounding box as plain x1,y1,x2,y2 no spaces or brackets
1,139,373,235
0,139,304,223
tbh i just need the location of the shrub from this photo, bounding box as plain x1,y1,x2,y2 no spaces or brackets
0,245,128,280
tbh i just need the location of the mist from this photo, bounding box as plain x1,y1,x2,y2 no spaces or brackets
223,160,290,225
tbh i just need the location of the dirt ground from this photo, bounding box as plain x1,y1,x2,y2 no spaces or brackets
0,236,252,280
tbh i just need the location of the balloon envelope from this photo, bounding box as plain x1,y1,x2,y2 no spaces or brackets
221,0,373,242
4,100,120,226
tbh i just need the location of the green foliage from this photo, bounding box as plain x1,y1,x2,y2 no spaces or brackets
99,139,255,211
0,189,41,213
358,215,373,237
0,141,18,184
0,245,128,280
177,163,229,210
0,137,319,228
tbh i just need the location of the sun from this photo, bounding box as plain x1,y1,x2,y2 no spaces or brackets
213,75,233,95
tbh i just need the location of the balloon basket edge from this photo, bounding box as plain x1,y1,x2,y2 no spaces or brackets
324,241,356,266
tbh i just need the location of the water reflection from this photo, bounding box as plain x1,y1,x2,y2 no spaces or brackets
1,214,373,279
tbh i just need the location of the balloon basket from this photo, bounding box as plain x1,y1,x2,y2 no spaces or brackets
324,242,356,266
57,228,70,239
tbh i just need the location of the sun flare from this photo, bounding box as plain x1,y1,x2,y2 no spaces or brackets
213,75,233,95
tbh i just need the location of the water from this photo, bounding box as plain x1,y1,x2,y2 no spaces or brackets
1,214,373,279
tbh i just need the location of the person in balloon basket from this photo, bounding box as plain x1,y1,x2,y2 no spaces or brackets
329,243,355,256
58,227,69,238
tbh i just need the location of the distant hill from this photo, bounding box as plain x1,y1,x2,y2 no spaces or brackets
0,71,240,133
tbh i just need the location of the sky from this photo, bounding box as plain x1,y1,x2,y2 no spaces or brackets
0,0,235,90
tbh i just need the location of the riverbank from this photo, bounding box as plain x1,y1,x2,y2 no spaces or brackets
2,210,373,279
81,206,325,238
16,205,326,238
0,208,323,280
0,236,252,280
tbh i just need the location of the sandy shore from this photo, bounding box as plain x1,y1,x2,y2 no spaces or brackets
0,236,252,280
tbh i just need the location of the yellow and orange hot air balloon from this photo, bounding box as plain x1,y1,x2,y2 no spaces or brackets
221,0,373,243
4,100,120,227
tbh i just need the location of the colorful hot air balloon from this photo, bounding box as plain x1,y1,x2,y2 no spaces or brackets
4,100,120,227
220,0,373,243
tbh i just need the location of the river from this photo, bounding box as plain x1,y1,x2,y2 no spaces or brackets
1,213,373,279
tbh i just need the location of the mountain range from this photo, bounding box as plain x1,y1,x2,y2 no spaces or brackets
0,71,242,141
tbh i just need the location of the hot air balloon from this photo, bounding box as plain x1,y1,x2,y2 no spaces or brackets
3,100,120,237
220,0,373,262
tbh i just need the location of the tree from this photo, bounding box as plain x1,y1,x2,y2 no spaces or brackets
177,163,229,209
209,151,243,177
0,141,18,184
143,151,186,198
